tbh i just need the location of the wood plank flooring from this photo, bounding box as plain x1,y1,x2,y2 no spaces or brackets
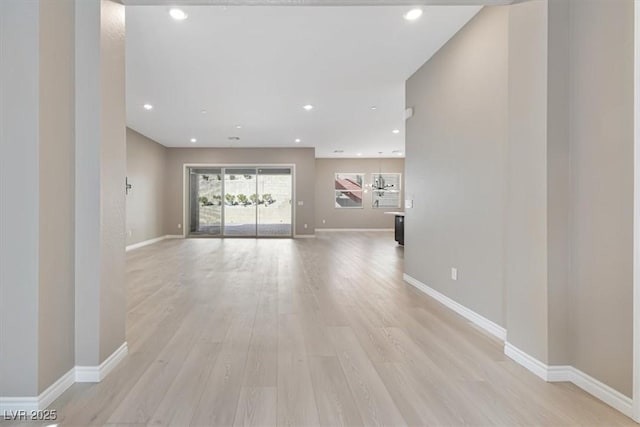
11,232,637,426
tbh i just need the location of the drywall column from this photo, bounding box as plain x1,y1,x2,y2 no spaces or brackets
505,0,634,395
545,0,571,367
75,0,127,367
505,0,573,367
0,0,41,399
38,0,76,394
504,0,550,364
568,0,634,397
0,0,77,400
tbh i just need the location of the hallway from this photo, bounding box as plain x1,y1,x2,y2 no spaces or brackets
13,232,628,426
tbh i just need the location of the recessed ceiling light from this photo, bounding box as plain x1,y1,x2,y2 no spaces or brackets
393,150,403,156
236,125,242,129
404,8,423,21
169,8,188,21
200,109,207,114
392,129,400,134
143,104,153,110
397,152,404,156
357,153,362,156
303,104,314,111
228,136,240,141
295,138,301,143
190,138,197,143
371,106,377,110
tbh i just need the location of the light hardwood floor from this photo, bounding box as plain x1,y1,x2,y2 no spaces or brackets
12,232,637,426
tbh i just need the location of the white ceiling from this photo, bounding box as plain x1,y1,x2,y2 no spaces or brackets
126,5,481,157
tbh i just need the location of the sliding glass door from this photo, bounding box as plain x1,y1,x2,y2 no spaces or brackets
257,168,292,236
189,168,223,236
189,166,293,238
223,168,258,236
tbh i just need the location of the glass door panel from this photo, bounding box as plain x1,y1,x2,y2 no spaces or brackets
223,168,257,236
189,168,223,236
257,168,293,236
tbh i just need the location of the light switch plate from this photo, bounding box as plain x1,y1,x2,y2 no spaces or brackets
405,199,414,209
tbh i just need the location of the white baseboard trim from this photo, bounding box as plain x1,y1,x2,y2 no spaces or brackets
403,273,507,341
401,273,633,419
0,368,76,415
126,234,184,251
39,368,76,410
504,342,633,418
504,342,551,381
1,341,129,413
316,228,394,232
294,234,316,238
569,366,633,418
126,235,166,251
0,397,39,415
76,342,128,383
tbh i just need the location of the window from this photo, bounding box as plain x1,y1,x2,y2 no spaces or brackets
335,173,364,208
371,173,401,208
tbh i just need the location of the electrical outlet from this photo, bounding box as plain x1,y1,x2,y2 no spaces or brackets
451,268,458,281
304,224,308,229
322,219,326,224
297,201,304,206
178,224,182,229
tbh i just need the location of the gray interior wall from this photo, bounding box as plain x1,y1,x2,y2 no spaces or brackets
504,0,549,363
0,0,41,397
405,0,635,398
315,158,404,229
75,0,127,366
0,0,127,397
546,0,571,366
164,147,316,236
126,128,167,245
38,0,76,393
75,0,102,367
98,0,127,363
568,0,634,397
405,6,509,328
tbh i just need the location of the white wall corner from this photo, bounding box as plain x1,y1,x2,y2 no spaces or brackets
402,273,507,341
76,342,128,383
